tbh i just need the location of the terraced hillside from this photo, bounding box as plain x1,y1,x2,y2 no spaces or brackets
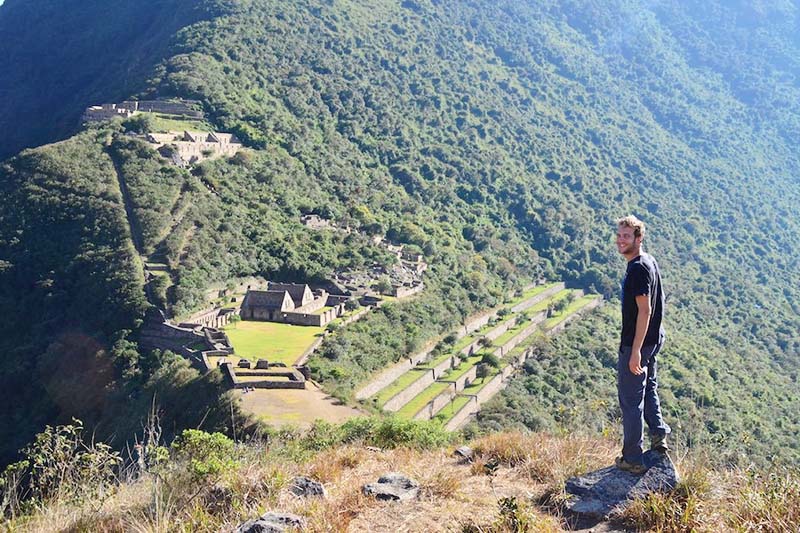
360,283,602,429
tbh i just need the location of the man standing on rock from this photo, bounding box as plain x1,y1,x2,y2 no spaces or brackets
614,215,670,475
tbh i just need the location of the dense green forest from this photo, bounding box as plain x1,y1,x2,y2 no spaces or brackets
0,0,798,467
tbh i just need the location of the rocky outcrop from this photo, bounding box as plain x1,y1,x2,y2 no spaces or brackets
362,473,419,501
236,511,306,532
565,450,679,521
289,476,326,498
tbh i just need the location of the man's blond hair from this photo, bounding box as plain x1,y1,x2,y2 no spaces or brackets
617,215,646,239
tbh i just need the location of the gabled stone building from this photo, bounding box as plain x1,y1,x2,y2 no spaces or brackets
240,282,350,327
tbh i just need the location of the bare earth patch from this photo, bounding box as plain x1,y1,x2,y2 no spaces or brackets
236,382,364,427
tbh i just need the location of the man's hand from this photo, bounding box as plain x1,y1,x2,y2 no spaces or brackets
629,349,644,375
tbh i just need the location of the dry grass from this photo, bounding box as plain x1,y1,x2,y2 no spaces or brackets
722,467,800,532
6,430,799,532
306,445,367,483
471,431,616,483
618,455,717,532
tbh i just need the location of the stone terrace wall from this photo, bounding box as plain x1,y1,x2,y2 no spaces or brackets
444,396,480,431
547,297,602,335
485,317,516,343
430,354,457,379
394,283,425,299
294,337,324,366
511,282,565,313
383,370,435,412
449,364,478,392
413,385,457,421
495,312,546,356
475,371,508,405
355,343,435,400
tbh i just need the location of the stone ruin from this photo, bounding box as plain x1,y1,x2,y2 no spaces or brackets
82,98,203,123
239,282,351,327
146,130,242,166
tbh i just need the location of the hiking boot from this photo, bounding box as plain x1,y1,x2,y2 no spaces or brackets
615,456,647,475
650,433,669,453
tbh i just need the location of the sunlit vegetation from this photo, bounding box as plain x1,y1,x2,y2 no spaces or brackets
0,0,799,469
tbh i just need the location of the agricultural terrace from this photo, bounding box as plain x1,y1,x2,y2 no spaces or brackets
147,112,212,133
364,283,601,428
545,294,599,329
222,320,324,365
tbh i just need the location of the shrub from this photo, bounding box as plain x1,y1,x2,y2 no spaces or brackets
335,417,452,450
0,419,121,514
171,430,237,480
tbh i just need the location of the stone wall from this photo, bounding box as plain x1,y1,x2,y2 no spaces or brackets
495,313,545,356
430,354,456,380
486,317,517,342
393,283,425,299
413,385,457,421
234,379,306,390
449,364,478,392
383,370,435,412
355,342,436,400
294,295,328,314
222,364,307,390
511,282,566,313
139,320,205,353
294,337,324,366
547,297,602,335
475,372,508,405
444,397,480,431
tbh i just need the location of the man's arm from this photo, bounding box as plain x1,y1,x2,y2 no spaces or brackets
629,294,651,375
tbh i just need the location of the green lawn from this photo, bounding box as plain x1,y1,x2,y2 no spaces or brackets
147,112,212,133
395,381,453,418
545,295,599,329
373,369,430,406
222,320,323,365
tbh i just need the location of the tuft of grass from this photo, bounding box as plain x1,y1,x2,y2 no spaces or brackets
460,496,562,533
419,469,463,499
725,467,800,532
306,446,367,483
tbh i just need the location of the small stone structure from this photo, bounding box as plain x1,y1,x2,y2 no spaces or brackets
240,282,350,327
220,363,307,390
184,305,236,329
82,98,203,123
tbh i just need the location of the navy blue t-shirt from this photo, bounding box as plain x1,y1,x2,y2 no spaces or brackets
621,252,665,347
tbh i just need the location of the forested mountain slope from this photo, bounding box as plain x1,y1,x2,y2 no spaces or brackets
0,0,798,466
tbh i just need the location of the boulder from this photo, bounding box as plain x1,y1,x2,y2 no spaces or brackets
565,450,679,521
363,472,419,501
289,476,326,498
236,512,306,532
454,445,473,462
